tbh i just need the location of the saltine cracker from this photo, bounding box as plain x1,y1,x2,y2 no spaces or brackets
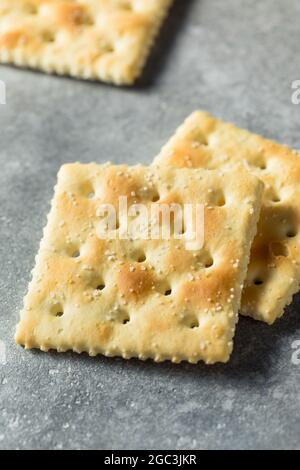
16,163,263,364
154,111,300,324
0,0,173,85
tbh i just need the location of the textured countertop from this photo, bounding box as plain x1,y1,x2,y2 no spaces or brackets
0,0,300,450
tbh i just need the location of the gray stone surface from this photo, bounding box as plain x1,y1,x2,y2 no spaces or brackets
0,0,300,450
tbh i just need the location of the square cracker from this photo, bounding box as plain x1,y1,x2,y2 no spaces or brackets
154,111,300,324
16,163,263,364
0,0,173,85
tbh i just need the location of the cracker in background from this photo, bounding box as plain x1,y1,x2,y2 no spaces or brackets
16,163,263,364
0,0,173,85
154,111,300,324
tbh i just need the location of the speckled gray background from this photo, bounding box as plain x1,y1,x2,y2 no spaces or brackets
0,0,300,450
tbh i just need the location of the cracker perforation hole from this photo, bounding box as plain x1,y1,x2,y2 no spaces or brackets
131,250,146,263
271,195,281,203
103,44,114,54
42,31,56,43
151,190,160,203
78,181,95,198
265,187,281,204
25,3,38,14
71,249,80,259
156,281,173,296
109,306,130,324
96,282,106,291
216,196,226,207
181,314,199,329
254,277,264,286
205,255,214,268
116,308,130,325
209,189,226,207
190,131,209,147
287,229,297,238
188,318,199,329
249,156,267,171
98,39,115,54
122,315,130,325
51,303,64,318
193,252,214,270
87,191,95,199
